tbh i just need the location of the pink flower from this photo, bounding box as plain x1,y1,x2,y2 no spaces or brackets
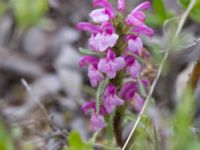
89,22,119,52
125,55,141,78
88,64,104,87
98,49,126,78
81,101,107,131
125,1,150,26
81,101,96,114
90,113,106,131
81,101,107,115
120,81,137,101
127,35,143,55
118,0,126,12
79,56,104,87
89,33,118,52
103,84,124,113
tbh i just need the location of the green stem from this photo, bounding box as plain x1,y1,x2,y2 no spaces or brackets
106,112,115,146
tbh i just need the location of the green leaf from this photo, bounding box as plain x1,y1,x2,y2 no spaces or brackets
0,120,15,150
153,0,168,22
96,77,109,113
79,48,104,57
66,131,93,150
179,0,200,23
11,0,48,28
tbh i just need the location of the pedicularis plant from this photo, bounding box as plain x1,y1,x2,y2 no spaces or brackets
77,0,154,146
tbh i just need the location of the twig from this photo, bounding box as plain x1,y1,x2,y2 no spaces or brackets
21,79,51,128
175,0,196,37
121,0,196,149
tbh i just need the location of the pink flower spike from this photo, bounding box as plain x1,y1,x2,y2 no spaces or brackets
89,8,110,23
76,22,100,34
90,113,106,131
103,84,124,113
98,49,126,79
88,64,104,87
127,36,143,55
133,24,154,37
118,0,126,12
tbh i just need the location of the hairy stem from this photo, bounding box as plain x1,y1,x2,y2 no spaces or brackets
114,109,123,147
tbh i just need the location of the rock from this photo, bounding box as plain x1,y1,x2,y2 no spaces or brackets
23,27,50,57
55,44,80,68
55,27,80,44
56,68,82,97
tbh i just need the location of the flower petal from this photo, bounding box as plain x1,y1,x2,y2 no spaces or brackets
120,81,138,100
127,60,141,79
118,0,126,12
79,55,99,67
89,8,109,23
133,24,154,37
76,22,100,34
128,36,143,55
88,65,104,87
132,1,151,12
90,113,106,131
92,0,115,18
81,101,96,114
112,57,126,71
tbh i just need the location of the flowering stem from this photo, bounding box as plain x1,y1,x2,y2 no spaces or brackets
113,107,124,147
106,111,115,146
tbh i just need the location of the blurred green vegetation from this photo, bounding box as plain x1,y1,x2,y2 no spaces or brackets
179,0,200,23
11,0,48,28
64,131,93,150
0,0,48,29
146,0,174,27
0,119,15,150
